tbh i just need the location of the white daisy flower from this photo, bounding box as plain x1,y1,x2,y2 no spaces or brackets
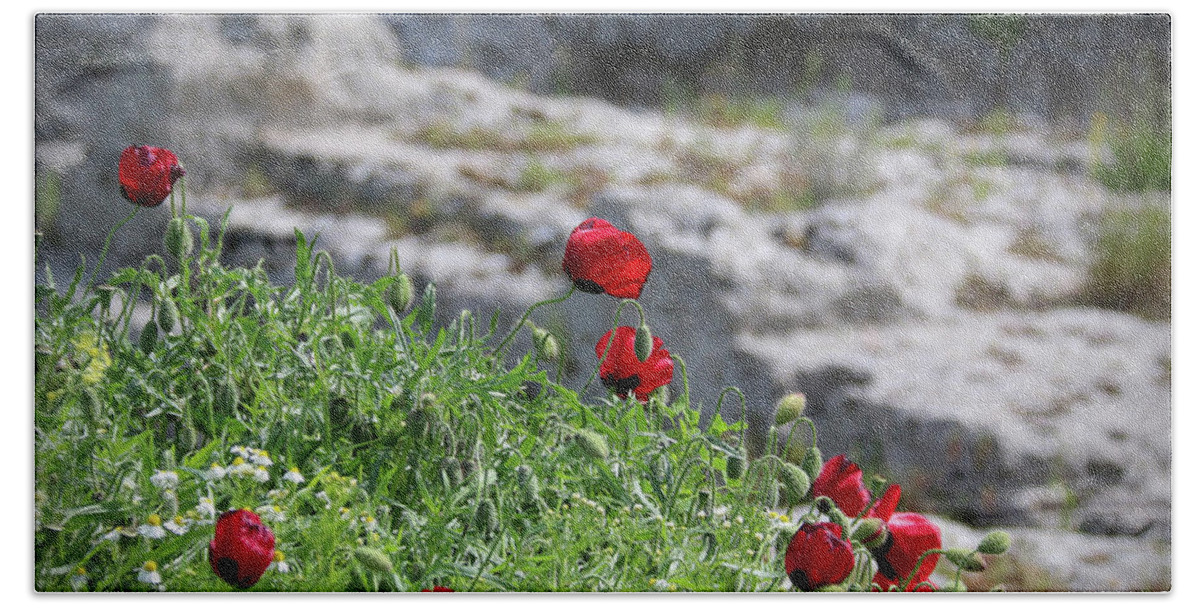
249,449,273,467
267,550,291,574
196,497,217,520
256,504,286,523
283,467,305,484
70,567,88,591
253,466,270,483
149,470,179,489
229,446,251,459
696,510,708,519
267,489,289,501
227,457,255,478
138,514,166,539
360,514,379,532
339,507,352,520
204,463,226,480
163,515,189,535
136,561,162,586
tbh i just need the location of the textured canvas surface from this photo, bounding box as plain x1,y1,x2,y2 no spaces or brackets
33,13,1170,592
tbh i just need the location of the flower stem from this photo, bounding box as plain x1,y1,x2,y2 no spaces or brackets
581,298,644,394
86,207,140,293
492,285,576,356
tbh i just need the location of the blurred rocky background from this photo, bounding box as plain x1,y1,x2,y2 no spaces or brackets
34,14,1171,590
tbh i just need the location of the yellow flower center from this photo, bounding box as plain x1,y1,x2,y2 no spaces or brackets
143,561,157,572
289,467,300,473
74,567,86,576
173,516,185,525
274,550,285,562
232,457,245,466
147,514,162,526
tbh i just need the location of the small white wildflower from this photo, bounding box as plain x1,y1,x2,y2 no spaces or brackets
252,466,270,483
196,497,217,520
722,520,732,529
339,507,352,520
204,463,226,480
256,504,286,523
745,549,755,557
163,515,189,535
250,449,274,467
735,516,745,524
138,514,166,539
267,489,289,501
596,506,606,516
360,515,379,532
665,521,676,529
227,457,254,478
150,470,179,489
229,446,251,459
696,510,707,519
136,561,162,586
101,526,126,542
267,550,291,574
315,491,332,510
121,476,137,491
621,506,631,515
70,567,88,591
283,467,305,484
633,504,643,512
571,492,582,501
754,532,764,541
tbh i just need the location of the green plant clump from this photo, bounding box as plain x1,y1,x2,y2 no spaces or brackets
1083,205,1171,320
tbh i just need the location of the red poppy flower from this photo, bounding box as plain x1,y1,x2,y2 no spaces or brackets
118,145,184,207
785,522,855,591
209,509,276,589
811,454,871,517
868,484,942,591
595,326,673,402
562,217,652,299
421,586,454,592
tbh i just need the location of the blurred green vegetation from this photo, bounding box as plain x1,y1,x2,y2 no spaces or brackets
1083,205,1170,320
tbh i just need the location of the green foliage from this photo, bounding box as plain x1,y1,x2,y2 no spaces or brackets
1082,205,1171,320
1091,121,1172,193
33,220,798,592
412,119,597,153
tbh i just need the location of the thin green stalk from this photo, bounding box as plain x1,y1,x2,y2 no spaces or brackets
492,285,576,356
86,207,139,293
581,298,647,394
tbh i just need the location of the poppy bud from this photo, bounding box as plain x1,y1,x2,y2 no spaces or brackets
214,376,239,414
725,452,745,481
944,548,986,572
516,465,540,506
139,321,158,354
530,325,561,361
474,499,499,534
164,217,194,260
634,323,653,362
779,462,811,506
574,429,610,460
118,145,184,207
354,546,394,574
774,393,807,426
209,509,275,589
441,457,463,487
387,273,415,317
801,446,823,482
851,517,888,550
785,522,855,591
976,530,1011,555
415,283,436,332
157,298,178,333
